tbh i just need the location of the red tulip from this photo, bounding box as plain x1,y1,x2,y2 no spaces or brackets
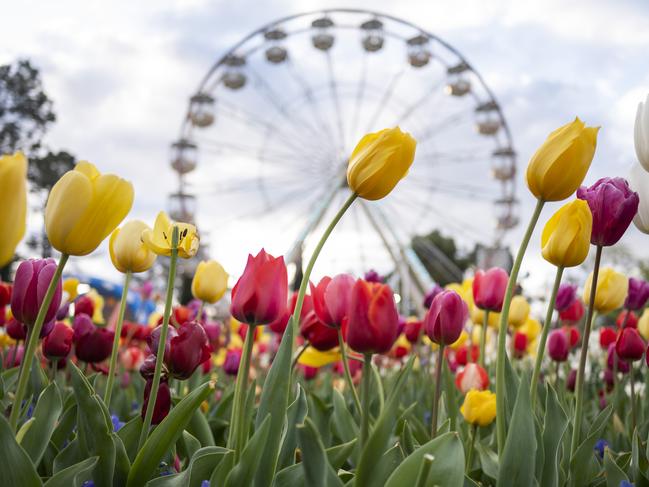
120,346,145,371
6,317,26,340
142,379,171,425
345,279,399,354
599,327,617,349
404,320,423,344
168,321,211,379
300,311,339,351
42,322,74,359
268,292,312,334
139,354,157,379
333,358,362,378
301,365,318,380
310,274,355,328
172,305,193,326
472,268,508,312
11,259,62,328
512,331,528,358
616,310,638,329
455,344,480,366
454,363,489,394
75,327,114,363
74,295,95,317
562,325,580,349
548,329,569,362
424,290,468,346
616,327,645,362
559,299,584,324
607,343,630,373
0,282,11,307
230,249,288,326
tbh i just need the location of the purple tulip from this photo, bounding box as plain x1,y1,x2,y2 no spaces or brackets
577,177,639,246
223,348,242,376
607,343,630,373
548,329,569,362
423,284,444,309
75,327,114,363
555,284,577,312
167,321,211,380
72,313,95,341
139,354,158,380
11,259,62,329
566,369,577,392
625,277,649,310
142,379,171,425
424,290,468,346
148,324,178,362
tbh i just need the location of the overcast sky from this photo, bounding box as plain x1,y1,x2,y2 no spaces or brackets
3,0,649,300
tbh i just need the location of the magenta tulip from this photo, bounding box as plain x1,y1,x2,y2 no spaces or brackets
11,259,62,329
42,322,74,359
548,329,569,362
607,343,630,373
625,277,649,310
74,295,95,317
472,268,508,312
616,327,645,362
310,273,354,328
555,284,577,312
424,290,468,346
167,321,211,379
75,327,114,363
423,284,444,309
148,324,178,362
223,348,242,376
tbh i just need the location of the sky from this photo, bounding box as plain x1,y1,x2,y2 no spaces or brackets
2,0,649,303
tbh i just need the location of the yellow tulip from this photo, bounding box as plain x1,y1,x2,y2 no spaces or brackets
87,289,105,324
0,152,27,266
486,311,501,329
638,308,649,341
526,118,599,201
63,278,80,300
191,260,228,303
109,220,157,273
141,211,199,259
519,317,541,342
461,389,497,427
347,127,416,200
298,347,341,368
44,161,133,256
541,200,592,267
508,296,530,328
583,267,628,313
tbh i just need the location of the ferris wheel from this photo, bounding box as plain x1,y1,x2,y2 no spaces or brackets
168,9,518,312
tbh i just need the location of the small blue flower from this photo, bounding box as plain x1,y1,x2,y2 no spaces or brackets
201,481,210,487
594,439,608,459
26,401,36,419
111,414,125,432
619,481,634,487
82,481,95,487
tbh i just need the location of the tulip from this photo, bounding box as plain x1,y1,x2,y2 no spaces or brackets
616,328,645,362
6,318,27,340
404,319,423,344
75,326,114,363
141,211,199,259
635,94,649,171
599,327,617,349
142,379,171,425
45,161,133,256
563,325,580,349
566,369,577,392
0,282,11,307
0,152,27,266
472,268,508,312
508,295,530,328
583,267,628,314
139,354,158,380
300,311,339,351
625,277,649,310
167,321,211,380
301,365,318,380
11,259,62,328
223,348,242,376
121,347,145,371
512,331,528,359
74,295,95,317
461,389,496,427
547,329,569,362
346,127,417,200
310,274,354,328
424,290,468,346
555,284,577,312
345,279,399,354
423,284,443,309
42,322,74,360
526,117,598,201
455,344,480,366
577,178,639,247
607,343,630,374
363,269,384,283
638,308,649,341
109,220,157,273
191,260,228,304
518,317,541,342
389,335,411,359
616,310,638,329
230,249,288,326
559,298,584,324
628,162,649,233
148,324,178,363
4,344,24,368
541,200,592,267
455,363,489,394
62,278,79,301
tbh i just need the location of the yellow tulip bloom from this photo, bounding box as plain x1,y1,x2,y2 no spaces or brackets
508,295,530,328
45,161,133,256
519,317,542,342
461,389,497,427
583,267,628,313
541,200,592,267
87,289,105,324
141,211,199,259
63,278,80,300
298,347,342,368
526,118,599,201
0,152,27,266
638,308,649,341
191,260,228,303
109,220,157,273
347,127,416,200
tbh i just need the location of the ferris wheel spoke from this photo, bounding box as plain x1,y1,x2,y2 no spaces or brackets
394,78,447,126
325,51,347,155
413,107,474,144
363,67,407,133
348,54,368,144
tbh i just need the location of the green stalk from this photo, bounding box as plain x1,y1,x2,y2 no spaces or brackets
229,323,256,462
338,328,362,414
569,244,602,459
479,310,489,368
630,362,637,435
10,253,69,433
360,352,372,451
530,265,564,408
431,344,445,438
104,270,132,407
415,453,435,487
495,198,544,455
465,424,477,475
137,227,179,451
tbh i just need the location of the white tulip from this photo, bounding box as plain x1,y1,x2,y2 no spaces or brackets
635,94,649,171
628,161,649,233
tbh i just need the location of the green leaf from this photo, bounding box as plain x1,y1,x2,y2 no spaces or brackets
187,407,215,447
252,319,294,487
145,447,229,487
497,373,536,487
0,414,42,486
274,463,304,487
384,432,465,487
325,439,357,470
21,382,63,466
373,443,404,486
53,439,82,473
442,359,458,432
177,430,201,461
604,449,629,487
43,457,99,487
476,441,499,480
568,405,612,486
127,381,214,487
354,356,414,486
632,430,649,487
297,418,344,487
278,383,309,469
209,451,234,486
503,353,519,423
225,414,271,487
117,416,143,462
540,384,568,487
50,403,77,450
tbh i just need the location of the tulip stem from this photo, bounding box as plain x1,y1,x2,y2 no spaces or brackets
138,228,178,451
495,198,544,455
479,311,489,368
338,328,362,414
9,253,68,433
570,244,602,461
104,271,132,407
431,344,445,438
530,265,564,409
630,363,637,434
465,424,477,475
229,323,255,463
360,352,372,451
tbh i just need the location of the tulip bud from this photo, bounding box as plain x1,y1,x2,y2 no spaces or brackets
635,94,649,171
139,354,158,380
223,348,242,376
555,284,577,312
75,327,114,363
518,317,541,342
141,211,199,259
142,379,171,425
639,309,649,341
310,274,354,328
11,259,62,328
616,310,638,329
583,267,628,314
346,279,399,354
559,298,584,324
6,318,27,340
526,118,598,201
625,277,649,311
0,152,27,266
424,290,468,346
42,322,74,359
512,331,528,358
0,282,11,307
423,284,443,309
563,325,580,349
74,295,95,318
167,321,211,380
346,127,416,200
148,324,178,362
300,311,339,351
616,327,645,362
566,369,577,392
628,162,649,234
455,344,480,366
472,268,508,312
363,269,384,283
121,346,145,371
230,249,288,326
109,220,157,273
45,161,134,256
541,199,592,267
547,329,569,362
508,295,530,328
455,363,489,394
607,343,630,373
404,319,423,344
599,327,617,349
577,178,639,246
460,389,496,427
191,260,228,304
